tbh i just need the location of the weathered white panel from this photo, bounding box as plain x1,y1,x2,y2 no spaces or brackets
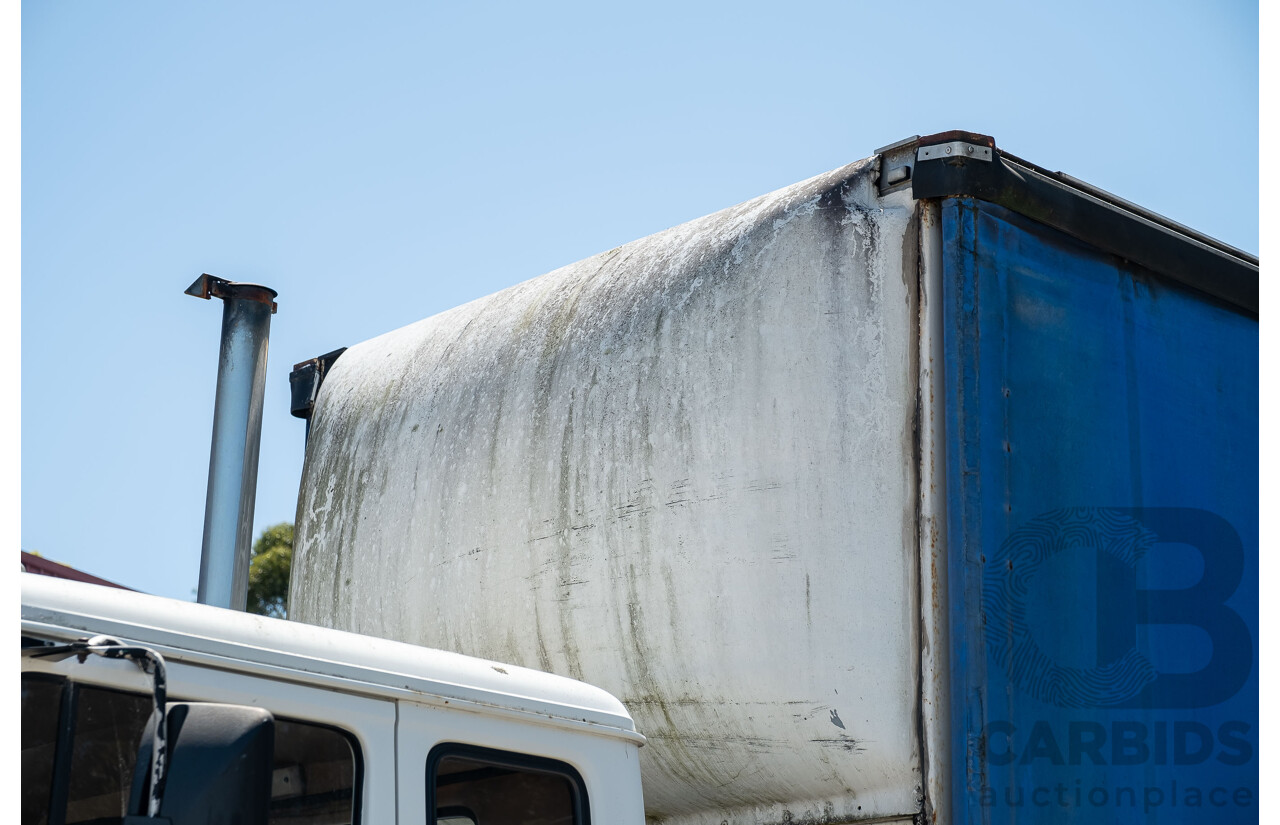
292,156,922,824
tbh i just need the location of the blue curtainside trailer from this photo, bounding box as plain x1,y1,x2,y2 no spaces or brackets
941,196,1257,822
289,130,1258,825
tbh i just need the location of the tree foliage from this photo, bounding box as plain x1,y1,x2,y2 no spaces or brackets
247,522,293,618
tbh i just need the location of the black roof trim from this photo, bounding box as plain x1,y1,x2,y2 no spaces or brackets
899,132,1258,316
290,347,347,420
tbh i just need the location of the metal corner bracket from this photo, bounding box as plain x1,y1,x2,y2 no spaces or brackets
185,273,278,314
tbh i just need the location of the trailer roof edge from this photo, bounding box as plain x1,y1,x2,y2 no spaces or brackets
877,131,1258,316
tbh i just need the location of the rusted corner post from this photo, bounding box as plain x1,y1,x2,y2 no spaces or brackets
186,274,278,611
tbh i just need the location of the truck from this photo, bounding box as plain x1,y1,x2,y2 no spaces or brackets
22,130,1258,825
22,572,646,825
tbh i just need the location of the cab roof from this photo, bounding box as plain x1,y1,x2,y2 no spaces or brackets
21,573,641,744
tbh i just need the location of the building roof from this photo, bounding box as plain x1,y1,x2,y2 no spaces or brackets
21,551,134,590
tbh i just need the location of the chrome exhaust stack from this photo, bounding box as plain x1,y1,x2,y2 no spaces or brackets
186,274,277,610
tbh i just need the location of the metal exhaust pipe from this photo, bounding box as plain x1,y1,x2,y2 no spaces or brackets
186,274,278,610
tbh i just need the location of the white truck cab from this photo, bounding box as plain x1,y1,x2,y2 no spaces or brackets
21,573,646,825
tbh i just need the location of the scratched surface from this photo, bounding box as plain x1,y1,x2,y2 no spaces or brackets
291,157,924,824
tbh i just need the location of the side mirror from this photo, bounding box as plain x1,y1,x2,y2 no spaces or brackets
125,702,275,825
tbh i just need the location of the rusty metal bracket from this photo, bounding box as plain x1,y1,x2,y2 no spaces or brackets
185,274,278,314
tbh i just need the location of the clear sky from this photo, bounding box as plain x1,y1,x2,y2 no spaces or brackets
21,0,1259,600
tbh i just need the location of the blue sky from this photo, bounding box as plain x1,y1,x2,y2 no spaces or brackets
21,0,1258,600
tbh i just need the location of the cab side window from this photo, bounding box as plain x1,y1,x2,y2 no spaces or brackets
20,673,361,825
21,674,152,825
66,684,153,823
428,744,589,825
268,719,361,825
22,674,64,825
